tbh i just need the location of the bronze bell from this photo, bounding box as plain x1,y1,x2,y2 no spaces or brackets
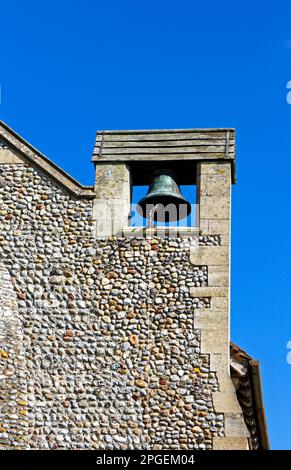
137,169,191,222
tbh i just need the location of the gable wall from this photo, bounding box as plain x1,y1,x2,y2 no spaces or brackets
0,157,228,449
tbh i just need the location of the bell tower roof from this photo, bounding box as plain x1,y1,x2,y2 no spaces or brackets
92,128,236,183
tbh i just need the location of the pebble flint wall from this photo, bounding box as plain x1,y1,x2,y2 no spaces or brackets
0,124,250,449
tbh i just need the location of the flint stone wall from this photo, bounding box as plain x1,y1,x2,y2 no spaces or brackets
0,162,224,449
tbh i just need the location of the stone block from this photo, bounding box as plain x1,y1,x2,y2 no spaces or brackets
219,233,230,246
96,219,113,238
200,329,229,354
200,175,230,196
0,149,24,164
207,219,230,235
213,437,249,450
194,309,228,329
198,161,232,178
199,195,230,220
94,199,113,220
199,219,209,234
94,182,130,200
94,163,130,185
208,267,229,287
190,246,229,266
211,296,229,310
190,286,228,298
225,413,250,438
210,353,229,373
213,391,244,414
94,163,131,236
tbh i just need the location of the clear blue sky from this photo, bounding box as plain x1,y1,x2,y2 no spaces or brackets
1,0,291,450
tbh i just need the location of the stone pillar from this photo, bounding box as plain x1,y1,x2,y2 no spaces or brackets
190,161,250,450
93,163,131,237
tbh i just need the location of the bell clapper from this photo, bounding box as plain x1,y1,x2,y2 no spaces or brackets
147,204,159,228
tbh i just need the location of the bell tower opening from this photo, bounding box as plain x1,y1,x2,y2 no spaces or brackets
131,180,196,228
129,161,197,229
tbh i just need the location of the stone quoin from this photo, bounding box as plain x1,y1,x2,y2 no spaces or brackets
0,122,269,450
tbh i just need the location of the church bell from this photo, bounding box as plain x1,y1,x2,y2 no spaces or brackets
137,169,191,222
